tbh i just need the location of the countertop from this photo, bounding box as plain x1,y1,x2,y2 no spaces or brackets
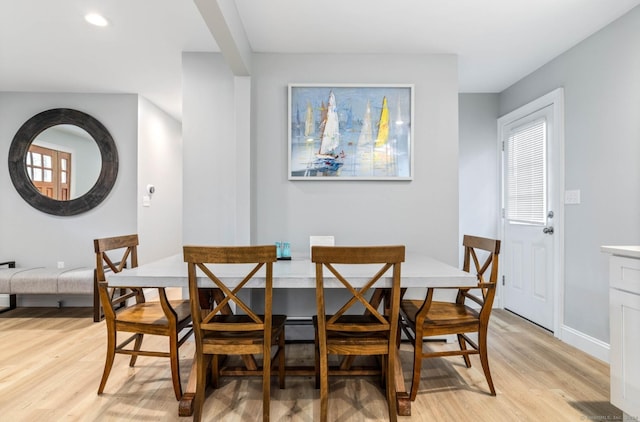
601,245,640,259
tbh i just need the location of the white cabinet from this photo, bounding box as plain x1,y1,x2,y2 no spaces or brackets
603,246,640,419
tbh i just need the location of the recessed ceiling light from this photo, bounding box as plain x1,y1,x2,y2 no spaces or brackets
85,13,109,27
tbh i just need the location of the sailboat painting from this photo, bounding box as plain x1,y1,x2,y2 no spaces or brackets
288,84,413,180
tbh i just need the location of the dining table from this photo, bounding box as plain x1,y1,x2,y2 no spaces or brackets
107,251,477,416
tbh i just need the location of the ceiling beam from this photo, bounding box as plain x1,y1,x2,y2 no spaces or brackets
193,0,252,76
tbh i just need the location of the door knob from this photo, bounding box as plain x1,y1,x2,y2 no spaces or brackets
542,226,554,234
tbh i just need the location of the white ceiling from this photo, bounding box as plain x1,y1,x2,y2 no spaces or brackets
1,0,639,121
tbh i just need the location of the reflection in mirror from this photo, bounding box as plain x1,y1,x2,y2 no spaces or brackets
8,108,118,216
27,125,101,200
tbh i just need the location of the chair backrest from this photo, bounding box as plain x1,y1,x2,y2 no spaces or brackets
312,245,405,334
459,235,501,317
183,245,277,336
94,234,144,320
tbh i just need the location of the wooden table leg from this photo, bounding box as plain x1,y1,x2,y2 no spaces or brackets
178,355,198,416
378,287,411,416
394,354,411,416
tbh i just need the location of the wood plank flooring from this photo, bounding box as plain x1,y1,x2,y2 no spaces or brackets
0,307,621,421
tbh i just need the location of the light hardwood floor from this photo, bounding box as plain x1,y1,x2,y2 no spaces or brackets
0,307,621,421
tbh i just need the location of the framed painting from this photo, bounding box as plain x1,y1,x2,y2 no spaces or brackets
288,84,414,180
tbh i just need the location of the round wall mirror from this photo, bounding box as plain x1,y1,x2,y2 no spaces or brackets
8,108,118,216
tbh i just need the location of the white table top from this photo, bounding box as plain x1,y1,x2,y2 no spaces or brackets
107,253,476,289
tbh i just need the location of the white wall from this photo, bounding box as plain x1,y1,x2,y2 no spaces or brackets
0,93,138,268
499,6,640,344
137,97,183,263
251,53,460,263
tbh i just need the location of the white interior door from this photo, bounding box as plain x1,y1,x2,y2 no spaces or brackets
499,90,564,333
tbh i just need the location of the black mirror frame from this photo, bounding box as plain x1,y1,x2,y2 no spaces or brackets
8,108,118,216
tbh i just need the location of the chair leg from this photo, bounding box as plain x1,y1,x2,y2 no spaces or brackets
263,342,271,422
409,333,424,401
376,355,389,388
386,350,398,422
278,329,286,389
169,333,183,400
380,355,386,388
319,349,329,422
193,353,209,422
129,333,143,367
457,334,472,368
98,325,116,394
478,329,496,396
314,328,320,389
211,355,219,389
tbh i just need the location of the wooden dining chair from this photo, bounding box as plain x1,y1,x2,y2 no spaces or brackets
94,234,192,400
399,235,501,400
312,245,405,422
183,245,286,422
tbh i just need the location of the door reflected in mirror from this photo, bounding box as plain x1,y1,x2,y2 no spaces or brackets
9,108,118,216
26,125,101,201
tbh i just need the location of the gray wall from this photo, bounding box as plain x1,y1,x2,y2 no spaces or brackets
0,93,138,268
458,93,500,267
183,53,461,263
251,54,460,263
499,6,640,343
137,97,183,264
182,53,240,246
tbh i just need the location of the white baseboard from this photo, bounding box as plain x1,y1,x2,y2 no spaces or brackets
559,324,610,364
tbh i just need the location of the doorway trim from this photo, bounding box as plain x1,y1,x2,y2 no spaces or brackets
497,87,565,339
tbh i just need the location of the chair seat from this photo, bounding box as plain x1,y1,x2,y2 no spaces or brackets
313,315,390,356
313,314,390,334
201,314,287,345
116,299,192,326
401,299,480,327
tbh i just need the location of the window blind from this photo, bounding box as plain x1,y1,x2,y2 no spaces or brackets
505,118,546,224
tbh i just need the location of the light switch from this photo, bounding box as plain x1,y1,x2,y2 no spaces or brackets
143,195,151,207
565,190,581,205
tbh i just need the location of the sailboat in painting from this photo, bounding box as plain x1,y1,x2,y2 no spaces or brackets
358,100,373,146
375,96,389,147
311,90,344,174
372,96,398,176
304,101,314,138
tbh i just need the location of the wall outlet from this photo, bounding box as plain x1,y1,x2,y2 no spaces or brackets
57,261,65,269
565,189,581,205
